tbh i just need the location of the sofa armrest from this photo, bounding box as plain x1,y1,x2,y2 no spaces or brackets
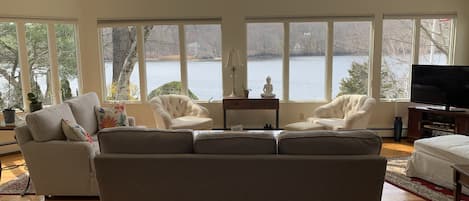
19,140,99,195
21,140,98,169
344,110,370,129
15,125,33,145
313,105,337,118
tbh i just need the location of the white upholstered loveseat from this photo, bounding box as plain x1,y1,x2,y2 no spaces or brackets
148,94,213,129
15,92,134,196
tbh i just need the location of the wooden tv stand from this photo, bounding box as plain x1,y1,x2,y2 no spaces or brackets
407,106,469,141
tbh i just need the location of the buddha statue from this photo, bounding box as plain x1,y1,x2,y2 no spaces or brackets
261,76,275,98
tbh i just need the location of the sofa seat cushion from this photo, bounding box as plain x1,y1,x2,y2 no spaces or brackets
413,134,469,164
315,118,345,130
278,130,381,155
65,92,100,135
26,103,76,142
98,127,193,154
171,116,213,130
194,132,276,154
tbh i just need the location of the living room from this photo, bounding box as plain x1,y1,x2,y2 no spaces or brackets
1,0,469,200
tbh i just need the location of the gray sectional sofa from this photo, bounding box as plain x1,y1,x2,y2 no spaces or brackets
95,129,387,201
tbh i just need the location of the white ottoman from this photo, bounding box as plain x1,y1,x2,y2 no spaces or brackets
284,121,326,131
406,134,469,193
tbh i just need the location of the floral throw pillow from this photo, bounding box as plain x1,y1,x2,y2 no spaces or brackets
95,104,129,130
61,119,93,143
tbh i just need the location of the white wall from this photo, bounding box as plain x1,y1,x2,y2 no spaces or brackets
1,0,469,134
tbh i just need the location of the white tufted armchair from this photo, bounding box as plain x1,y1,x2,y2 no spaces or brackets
148,94,213,130
307,95,376,130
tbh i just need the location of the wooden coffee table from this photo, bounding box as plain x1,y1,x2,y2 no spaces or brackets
452,164,469,201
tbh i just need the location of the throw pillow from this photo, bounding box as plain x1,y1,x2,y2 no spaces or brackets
61,119,93,143
95,104,130,130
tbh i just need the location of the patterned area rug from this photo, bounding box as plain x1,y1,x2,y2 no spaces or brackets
386,157,469,201
0,173,35,195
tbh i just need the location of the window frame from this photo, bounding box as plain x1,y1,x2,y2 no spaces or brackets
380,14,456,102
98,19,222,103
0,18,82,110
245,16,374,102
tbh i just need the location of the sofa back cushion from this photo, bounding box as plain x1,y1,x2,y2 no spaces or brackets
98,127,193,154
194,132,276,154
278,130,382,155
26,103,76,142
65,92,100,135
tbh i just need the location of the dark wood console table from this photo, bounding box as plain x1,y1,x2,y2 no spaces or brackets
408,106,469,141
223,98,279,129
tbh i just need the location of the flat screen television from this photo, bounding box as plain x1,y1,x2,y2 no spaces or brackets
411,64,469,111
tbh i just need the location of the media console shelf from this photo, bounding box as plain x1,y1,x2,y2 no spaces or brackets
407,106,469,141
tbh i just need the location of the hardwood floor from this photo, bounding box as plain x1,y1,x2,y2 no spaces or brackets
0,138,423,201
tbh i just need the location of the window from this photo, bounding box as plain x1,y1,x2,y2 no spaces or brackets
0,22,22,109
332,21,372,97
185,24,222,100
101,26,140,101
418,18,453,65
0,20,80,110
100,21,222,102
247,19,373,101
56,24,80,101
289,22,327,101
247,23,283,99
145,25,181,100
380,16,455,100
381,19,413,99
26,23,53,105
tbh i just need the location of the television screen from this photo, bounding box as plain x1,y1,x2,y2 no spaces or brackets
411,65,469,110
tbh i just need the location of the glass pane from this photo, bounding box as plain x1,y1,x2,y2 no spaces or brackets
289,22,327,101
0,22,22,109
185,24,222,101
26,23,53,105
101,26,140,101
419,18,453,65
332,21,371,97
247,23,283,99
55,24,80,101
144,25,181,100
381,19,414,100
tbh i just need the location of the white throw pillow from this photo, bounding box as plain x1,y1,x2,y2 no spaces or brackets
61,119,93,143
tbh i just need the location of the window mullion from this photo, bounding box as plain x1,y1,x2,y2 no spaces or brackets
283,22,290,101
325,20,334,102
412,18,421,65
47,23,61,104
178,24,188,95
16,21,31,111
449,18,456,64
136,25,147,102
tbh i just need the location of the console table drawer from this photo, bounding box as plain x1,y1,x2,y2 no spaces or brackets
223,99,279,110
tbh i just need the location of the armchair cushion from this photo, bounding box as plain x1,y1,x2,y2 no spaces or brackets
65,92,100,135
26,103,76,142
171,116,213,130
